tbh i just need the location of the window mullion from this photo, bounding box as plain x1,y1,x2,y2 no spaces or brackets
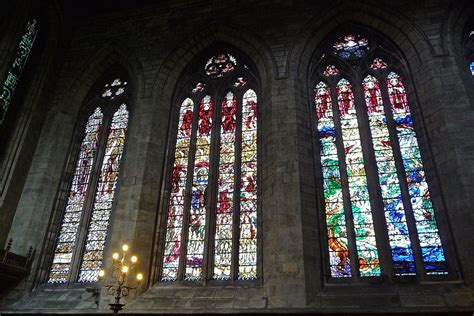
68,113,112,284
330,82,359,280
231,93,243,282
204,91,222,282
379,79,426,278
352,79,393,279
178,97,201,281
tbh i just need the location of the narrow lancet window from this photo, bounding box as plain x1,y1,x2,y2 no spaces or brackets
48,76,131,284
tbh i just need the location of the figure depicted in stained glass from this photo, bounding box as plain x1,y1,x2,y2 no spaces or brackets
387,72,447,275
180,109,193,137
314,81,352,277
363,74,415,275
315,82,332,120
363,75,383,114
336,79,354,117
222,94,236,133
387,73,409,112
336,78,380,276
198,97,213,135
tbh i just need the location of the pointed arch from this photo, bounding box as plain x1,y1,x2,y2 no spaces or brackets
46,71,133,284
52,40,144,118
150,22,275,103
308,28,454,280
157,45,261,283
291,6,436,88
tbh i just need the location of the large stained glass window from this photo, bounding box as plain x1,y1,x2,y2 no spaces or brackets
48,77,131,284
313,35,449,279
0,18,38,124
161,53,259,282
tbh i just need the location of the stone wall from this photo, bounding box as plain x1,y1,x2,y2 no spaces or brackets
1,0,473,313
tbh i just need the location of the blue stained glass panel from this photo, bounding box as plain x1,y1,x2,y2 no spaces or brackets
387,72,447,275
314,81,352,277
363,74,415,275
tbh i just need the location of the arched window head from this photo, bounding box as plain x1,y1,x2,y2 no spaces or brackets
161,48,259,283
0,18,38,124
47,73,132,284
312,32,449,280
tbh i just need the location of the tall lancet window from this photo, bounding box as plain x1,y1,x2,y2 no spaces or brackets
0,18,38,124
48,77,131,284
161,52,259,282
312,33,450,280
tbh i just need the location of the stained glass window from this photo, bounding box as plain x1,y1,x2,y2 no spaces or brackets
323,65,339,76
363,75,415,275
386,72,446,275
186,95,213,281
337,78,380,276
0,18,38,124
314,37,449,279
370,58,388,70
239,89,258,280
48,78,130,284
314,81,351,277
205,53,237,77
332,34,369,60
48,108,104,283
78,104,129,282
161,52,259,282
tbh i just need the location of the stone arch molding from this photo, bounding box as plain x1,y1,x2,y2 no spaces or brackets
443,0,473,58
289,2,434,84
52,40,145,117
150,22,277,105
